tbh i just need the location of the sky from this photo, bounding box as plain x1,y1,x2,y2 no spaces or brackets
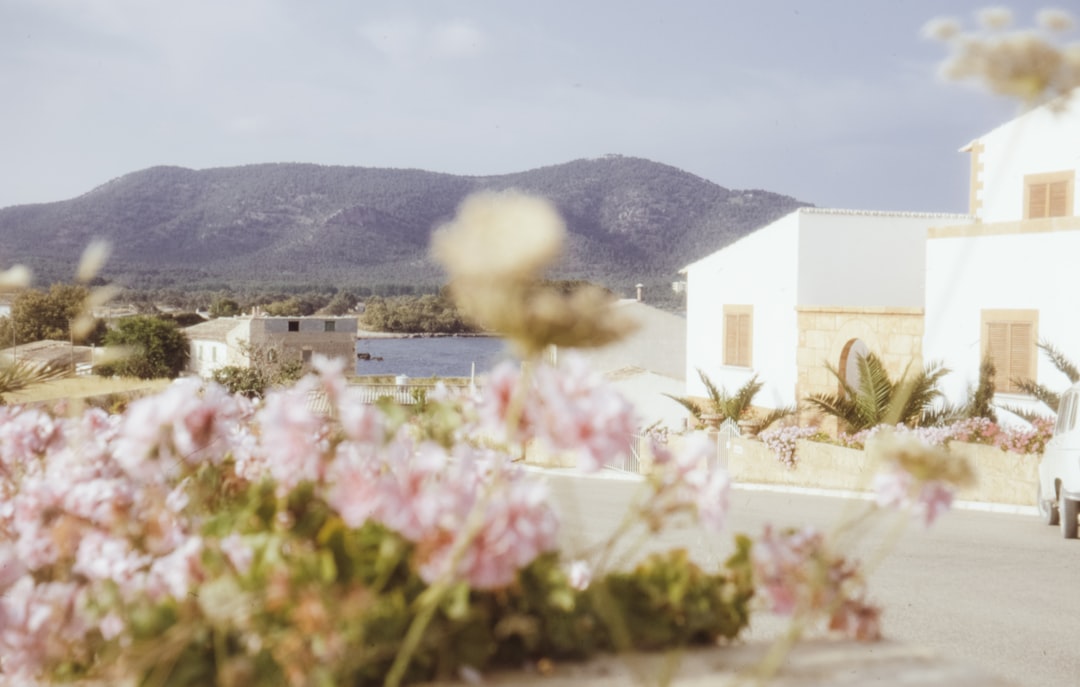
0,0,1041,212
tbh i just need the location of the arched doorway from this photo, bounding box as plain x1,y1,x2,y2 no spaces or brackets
839,338,870,392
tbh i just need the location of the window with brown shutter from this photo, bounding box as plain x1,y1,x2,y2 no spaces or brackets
982,309,1038,393
1024,171,1074,219
723,305,752,367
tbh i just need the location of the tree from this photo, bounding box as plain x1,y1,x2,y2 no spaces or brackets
209,297,241,318
804,352,949,433
3,283,107,345
322,291,358,316
212,343,304,398
665,369,794,435
95,316,190,379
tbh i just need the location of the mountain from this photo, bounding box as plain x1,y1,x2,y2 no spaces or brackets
0,156,810,293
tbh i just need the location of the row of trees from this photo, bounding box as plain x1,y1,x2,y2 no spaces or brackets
361,294,477,334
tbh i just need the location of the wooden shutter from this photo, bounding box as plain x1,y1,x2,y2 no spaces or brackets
724,314,739,366
985,318,1034,393
1048,180,1069,217
1008,322,1032,384
1028,183,1048,218
986,322,1009,388
723,309,752,367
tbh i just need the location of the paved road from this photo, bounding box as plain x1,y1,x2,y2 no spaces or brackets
544,473,1080,687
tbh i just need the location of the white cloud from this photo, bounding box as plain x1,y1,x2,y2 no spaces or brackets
432,20,485,58
357,18,421,62
357,17,486,62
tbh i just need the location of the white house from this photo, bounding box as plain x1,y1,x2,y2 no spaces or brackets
186,315,359,378
683,208,970,412
925,91,1080,415
559,297,689,430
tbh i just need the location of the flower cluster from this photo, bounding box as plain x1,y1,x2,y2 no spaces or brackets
868,431,977,527
924,7,1080,107
477,356,639,472
751,525,881,641
836,416,1054,455
758,425,822,468
0,351,752,686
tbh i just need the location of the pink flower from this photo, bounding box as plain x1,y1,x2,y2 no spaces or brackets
142,536,205,602
255,380,331,491
918,481,955,527
219,534,254,575
415,470,559,589
0,576,90,678
531,355,638,473
476,362,536,443
113,379,248,483
750,525,881,640
73,530,148,585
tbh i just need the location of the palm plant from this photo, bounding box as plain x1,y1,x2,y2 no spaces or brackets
923,354,997,426
665,369,794,434
0,358,72,404
1010,339,1080,415
804,352,949,433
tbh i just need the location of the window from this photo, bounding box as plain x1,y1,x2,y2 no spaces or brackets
288,320,299,332
324,320,335,332
211,347,217,363
302,348,312,363
723,305,752,367
982,309,1038,393
1024,171,1074,219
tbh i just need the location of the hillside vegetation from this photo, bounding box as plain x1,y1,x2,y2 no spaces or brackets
0,156,809,295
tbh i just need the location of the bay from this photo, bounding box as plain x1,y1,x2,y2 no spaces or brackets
354,336,514,378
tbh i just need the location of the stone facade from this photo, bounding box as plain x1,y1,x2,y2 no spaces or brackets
796,306,924,427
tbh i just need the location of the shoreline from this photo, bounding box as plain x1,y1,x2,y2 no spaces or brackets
355,329,496,340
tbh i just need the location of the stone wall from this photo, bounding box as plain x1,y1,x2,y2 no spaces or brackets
796,306,924,431
724,435,1037,506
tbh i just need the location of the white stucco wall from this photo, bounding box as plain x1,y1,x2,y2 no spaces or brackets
796,210,967,308
191,340,231,378
925,228,1080,409
684,211,800,409
975,92,1080,222
571,301,686,380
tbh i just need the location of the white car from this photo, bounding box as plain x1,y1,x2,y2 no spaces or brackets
1038,381,1080,538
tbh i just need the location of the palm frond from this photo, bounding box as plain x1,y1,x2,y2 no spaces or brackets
999,403,1052,424
0,358,72,400
965,355,998,422
921,401,967,427
696,368,725,414
746,405,797,435
724,374,763,419
1038,339,1080,384
804,392,862,430
853,353,893,428
662,393,704,421
893,361,949,427
1011,378,1061,413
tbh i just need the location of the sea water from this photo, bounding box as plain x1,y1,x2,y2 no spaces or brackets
354,336,513,378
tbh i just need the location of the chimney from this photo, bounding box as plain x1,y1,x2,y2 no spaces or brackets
635,283,644,302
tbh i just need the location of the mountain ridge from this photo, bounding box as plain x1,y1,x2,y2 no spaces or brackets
0,156,811,293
